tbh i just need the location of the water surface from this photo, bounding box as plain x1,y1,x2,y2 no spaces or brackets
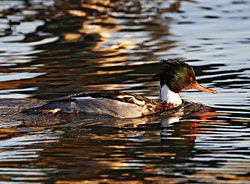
0,0,249,183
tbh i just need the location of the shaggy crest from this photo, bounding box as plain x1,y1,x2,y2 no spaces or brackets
158,58,196,93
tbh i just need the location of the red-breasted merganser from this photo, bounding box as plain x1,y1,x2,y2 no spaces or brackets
29,58,217,118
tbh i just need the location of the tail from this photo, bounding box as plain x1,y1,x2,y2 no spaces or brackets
21,106,61,115
21,99,76,115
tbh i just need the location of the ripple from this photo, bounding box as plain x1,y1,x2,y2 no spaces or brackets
0,0,249,183
0,72,44,82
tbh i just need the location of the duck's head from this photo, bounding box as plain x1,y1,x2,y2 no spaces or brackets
158,58,217,104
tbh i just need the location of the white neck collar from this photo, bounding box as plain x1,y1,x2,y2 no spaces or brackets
160,84,182,106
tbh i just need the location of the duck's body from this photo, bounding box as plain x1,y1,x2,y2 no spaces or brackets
32,90,177,118
27,58,217,118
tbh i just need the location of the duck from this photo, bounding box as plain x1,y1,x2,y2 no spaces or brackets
28,58,217,118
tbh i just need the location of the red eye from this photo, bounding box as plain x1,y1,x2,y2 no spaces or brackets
189,76,194,81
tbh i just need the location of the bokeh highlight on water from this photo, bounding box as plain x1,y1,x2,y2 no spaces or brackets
0,0,249,183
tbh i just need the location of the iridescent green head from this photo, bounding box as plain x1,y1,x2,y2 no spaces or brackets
159,58,196,93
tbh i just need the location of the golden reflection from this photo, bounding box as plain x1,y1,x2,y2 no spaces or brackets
233,119,250,123
1,98,244,184
81,1,112,13
64,33,82,42
79,17,136,56
144,176,187,183
144,152,176,157
0,78,38,90
62,0,140,90
66,1,136,66
83,84,123,90
56,180,144,184
96,69,132,75
1,0,176,96
190,169,250,183
68,10,86,17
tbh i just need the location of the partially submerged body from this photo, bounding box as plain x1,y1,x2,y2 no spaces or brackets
27,91,177,118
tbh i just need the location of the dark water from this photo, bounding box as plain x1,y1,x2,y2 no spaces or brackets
0,0,250,183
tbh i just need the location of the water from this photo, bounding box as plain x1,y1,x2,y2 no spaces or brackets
0,0,249,183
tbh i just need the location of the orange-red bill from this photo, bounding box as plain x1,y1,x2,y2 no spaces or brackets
191,82,217,94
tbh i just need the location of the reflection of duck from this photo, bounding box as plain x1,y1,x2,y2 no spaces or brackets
28,58,217,118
